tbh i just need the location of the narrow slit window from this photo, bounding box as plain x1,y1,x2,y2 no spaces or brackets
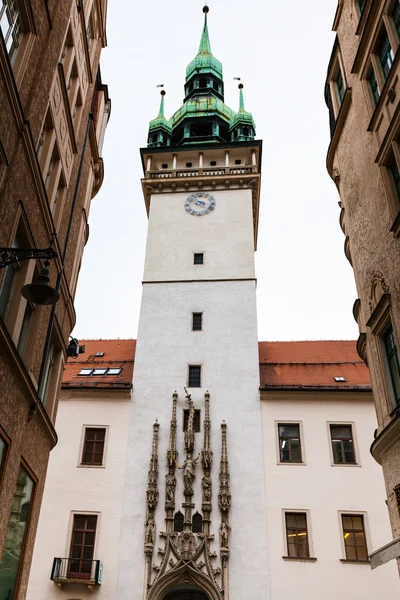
192,512,203,533
188,365,201,388
378,33,394,79
173,511,184,532
192,313,203,331
367,66,380,106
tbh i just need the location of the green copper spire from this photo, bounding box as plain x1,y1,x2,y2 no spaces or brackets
229,84,256,141
148,90,172,147
186,6,223,82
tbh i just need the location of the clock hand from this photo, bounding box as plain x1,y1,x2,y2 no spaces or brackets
195,200,206,206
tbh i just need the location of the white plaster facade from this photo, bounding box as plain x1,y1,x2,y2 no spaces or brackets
261,390,399,598
116,179,270,600
26,388,132,600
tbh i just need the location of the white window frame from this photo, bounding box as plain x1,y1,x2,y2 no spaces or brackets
281,508,315,560
65,510,101,559
337,510,371,562
275,420,306,466
77,425,109,469
326,421,361,467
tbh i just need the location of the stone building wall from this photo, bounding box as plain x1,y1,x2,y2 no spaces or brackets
0,0,109,597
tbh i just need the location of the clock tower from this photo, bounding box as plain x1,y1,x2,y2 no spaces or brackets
117,7,269,600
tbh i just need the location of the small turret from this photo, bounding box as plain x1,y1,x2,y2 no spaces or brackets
229,84,256,142
148,90,172,148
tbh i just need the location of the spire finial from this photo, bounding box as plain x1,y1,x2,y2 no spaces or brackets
158,89,166,117
198,5,212,55
238,83,245,111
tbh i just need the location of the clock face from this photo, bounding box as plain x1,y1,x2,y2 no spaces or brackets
184,192,216,216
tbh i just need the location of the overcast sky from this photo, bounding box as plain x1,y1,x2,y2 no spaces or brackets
73,0,359,343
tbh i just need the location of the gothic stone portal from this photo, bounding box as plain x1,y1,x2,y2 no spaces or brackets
163,585,210,600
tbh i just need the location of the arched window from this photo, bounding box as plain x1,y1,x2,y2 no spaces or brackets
192,512,202,533
173,511,184,532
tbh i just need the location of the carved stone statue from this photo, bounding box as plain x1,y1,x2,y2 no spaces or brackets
202,474,212,502
181,454,199,492
145,515,156,546
165,473,176,502
175,531,197,561
219,520,231,550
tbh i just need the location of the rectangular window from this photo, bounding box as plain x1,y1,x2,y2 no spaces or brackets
0,0,25,63
192,312,203,331
183,409,201,433
390,156,400,201
69,514,97,580
188,365,201,388
384,325,400,407
378,33,394,79
78,368,94,376
330,425,356,464
0,464,35,600
39,343,56,405
0,236,21,320
368,66,380,106
17,300,34,358
335,69,345,106
92,368,107,376
193,253,204,265
278,424,302,463
81,428,106,465
341,514,368,561
106,368,122,375
285,512,310,558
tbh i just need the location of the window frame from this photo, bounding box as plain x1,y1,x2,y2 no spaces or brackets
80,427,106,467
78,425,108,469
67,512,99,579
327,50,347,119
0,426,10,489
275,421,305,466
383,324,400,409
282,509,315,561
0,0,36,87
193,252,204,265
192,312,203,332
188,364,202,388
339,511,370,563
328,422,359,467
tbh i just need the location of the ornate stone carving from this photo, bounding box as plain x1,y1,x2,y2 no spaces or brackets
144,421,160,568
332,167,340,185
165,392,178,515
175,531,198,561
182,455,200,495
218,421,231,595
202,391,213,523
369,271,390,313
219,520,231,551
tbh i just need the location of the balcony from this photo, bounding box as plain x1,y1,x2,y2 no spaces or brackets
50,557,102,590
147,165,255,180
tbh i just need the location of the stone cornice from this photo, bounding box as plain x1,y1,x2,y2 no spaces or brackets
370,410,400,464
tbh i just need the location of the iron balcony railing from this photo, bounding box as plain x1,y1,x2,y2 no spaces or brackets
50,558,102,585
147,165,256,179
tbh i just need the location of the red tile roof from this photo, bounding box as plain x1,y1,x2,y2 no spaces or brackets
62,339,136,389
259,340,371,390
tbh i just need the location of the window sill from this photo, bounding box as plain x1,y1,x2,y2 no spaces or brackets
340,559,370,564
331,462,360,467
282,556,317,562
77,464,105,469
278,462,306,466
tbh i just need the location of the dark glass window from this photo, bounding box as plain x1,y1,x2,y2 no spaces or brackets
17,301,34,358
342,514,368,561
173,511,184,532
0,432,8,481
81,428,106,465
69,515,97,579
358,0,366,14
192,313,203,331
243,127,250,137
183,409,201,433
0,465,35,600
335,69,345,105
393,0,400,37
188,365,201,388
192,512,203,533
390,156,400,201
278,424,302,463
193,253,204,265
367,67,380,106
378,33,394,79
330,425,356,464
285,513,310,558
0,236,21,320
384,325,400,408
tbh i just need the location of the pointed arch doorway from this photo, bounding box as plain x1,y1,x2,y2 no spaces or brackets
163,584,210,600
